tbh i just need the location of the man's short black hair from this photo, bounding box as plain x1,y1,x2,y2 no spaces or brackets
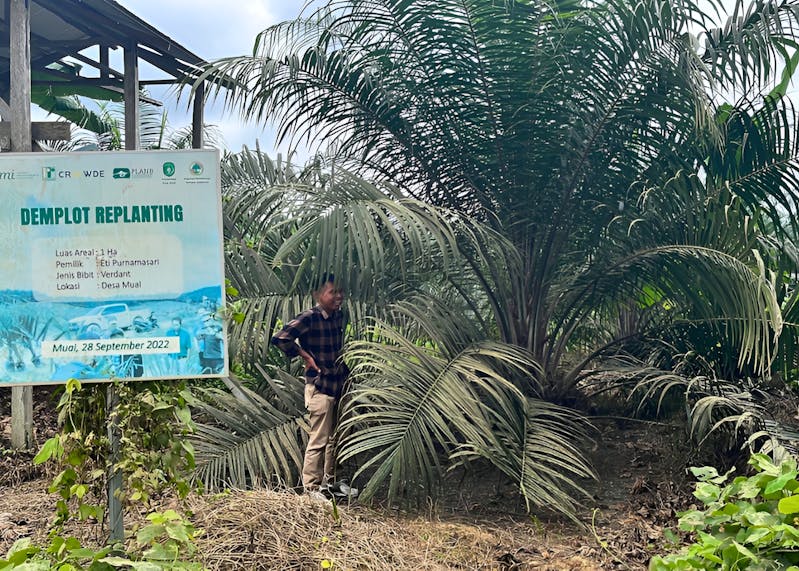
316,273,336,290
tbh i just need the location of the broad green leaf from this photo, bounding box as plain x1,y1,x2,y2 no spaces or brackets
732,540,759,562
778,496,799,514
142,542,178,561
738,479,762,499
691,466,722,482
694,482,722,504
165,522,191,543
136,524,165,546
765,471,798,496
33,437,61,465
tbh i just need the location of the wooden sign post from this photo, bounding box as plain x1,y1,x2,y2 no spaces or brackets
9,0,33,451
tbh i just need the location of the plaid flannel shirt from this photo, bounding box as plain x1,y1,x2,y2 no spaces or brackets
271,305,347,398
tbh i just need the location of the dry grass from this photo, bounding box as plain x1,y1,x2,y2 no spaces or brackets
0,480,111,555
0,411,693,570
0,482,607,570
188,490,531,570
0,481,57,552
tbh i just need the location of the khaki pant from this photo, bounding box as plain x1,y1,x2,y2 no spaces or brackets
302,383,336,490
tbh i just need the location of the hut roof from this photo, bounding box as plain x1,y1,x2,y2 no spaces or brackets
0,0,208,94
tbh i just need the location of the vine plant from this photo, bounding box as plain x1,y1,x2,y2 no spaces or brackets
0,378,202,570
652,454,799,570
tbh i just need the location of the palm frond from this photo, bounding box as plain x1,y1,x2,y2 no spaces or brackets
560,244,781,381
451,397,596,521
699,0,799,90
191,376,306,491
337,298,593,518
704,98,799,235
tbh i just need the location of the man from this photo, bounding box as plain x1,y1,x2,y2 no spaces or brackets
271,275,347,496
166,317,192,358
196,318,225,374
165,317,192,374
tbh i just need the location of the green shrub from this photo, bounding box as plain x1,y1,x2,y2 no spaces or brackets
0,510,202,570
651,453,799,570
0,379,203,570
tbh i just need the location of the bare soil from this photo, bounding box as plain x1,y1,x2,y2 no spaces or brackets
0,388,698,570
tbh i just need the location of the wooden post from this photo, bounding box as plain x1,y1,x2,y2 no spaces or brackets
99,45,109,80
107,39,141,546
192,81,205,149
9,0,33,450
123,42,139,150
10,0,30,152
10,386,32,449
107,385,123,543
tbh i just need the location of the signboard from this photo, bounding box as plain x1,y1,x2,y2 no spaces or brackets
0,150,227,385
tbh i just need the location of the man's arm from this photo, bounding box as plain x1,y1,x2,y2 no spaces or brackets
271,313,320,373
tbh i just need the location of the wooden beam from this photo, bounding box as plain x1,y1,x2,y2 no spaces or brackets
135,49,202,84
9,0,33,450
32,77,124,87
2,120,69,140
0,122,70,150
70,50,123,80
10,0,30,152
192,81,205,149
99,45,110,80
123,42,139,151
140,79,180,86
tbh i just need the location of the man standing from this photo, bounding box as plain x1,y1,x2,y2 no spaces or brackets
196,318,225,374
166,317,192,360
271,275,347,496
107,328,144,378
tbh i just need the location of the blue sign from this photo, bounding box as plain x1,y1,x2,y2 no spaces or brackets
0,150,227,384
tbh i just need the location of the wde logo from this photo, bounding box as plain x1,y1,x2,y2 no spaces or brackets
113,168,130,179
190,162,204,176
162,162,175,177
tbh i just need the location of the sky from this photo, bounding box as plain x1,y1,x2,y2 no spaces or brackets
70,0,309,153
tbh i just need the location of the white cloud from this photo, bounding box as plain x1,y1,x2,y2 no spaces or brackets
118,0,287,58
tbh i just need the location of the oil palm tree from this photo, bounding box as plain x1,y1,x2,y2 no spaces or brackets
190,0,799,515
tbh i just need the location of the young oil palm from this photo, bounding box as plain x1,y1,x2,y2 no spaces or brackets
191,0,799,515
198,0,799,390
